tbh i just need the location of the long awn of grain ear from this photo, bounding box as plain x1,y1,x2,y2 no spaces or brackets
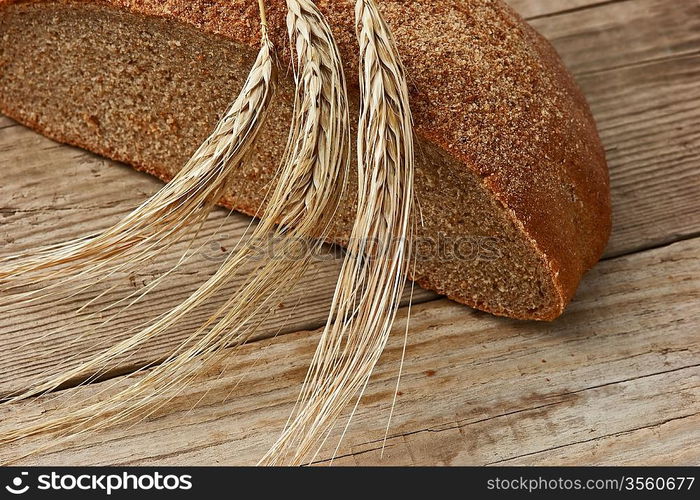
0,22,275,300
261,0,415,465
0,0,352,459
0,0,278,407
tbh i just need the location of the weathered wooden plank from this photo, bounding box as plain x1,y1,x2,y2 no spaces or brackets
0,115,14,129
495,412,700,465
1,237,696,465
530,0,700,75
583,54,700,256
508,0,610,20
320,368,699,465
0,125,435,395
0,122,168,244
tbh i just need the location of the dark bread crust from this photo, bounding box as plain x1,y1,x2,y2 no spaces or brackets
0,0,611,320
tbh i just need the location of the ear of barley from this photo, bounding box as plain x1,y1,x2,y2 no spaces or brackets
261,0,415,465
0,0,352,459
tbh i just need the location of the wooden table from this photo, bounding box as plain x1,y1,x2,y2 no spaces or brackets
0,0,698,465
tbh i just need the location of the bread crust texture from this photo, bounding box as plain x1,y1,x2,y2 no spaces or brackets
0,0,611,320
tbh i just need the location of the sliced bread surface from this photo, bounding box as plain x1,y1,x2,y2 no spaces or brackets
0,0,612,320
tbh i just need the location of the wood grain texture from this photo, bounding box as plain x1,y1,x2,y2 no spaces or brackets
0,238,697,465
508,0,615,20
0,124,433,395
0,0,698,465
0,115,13,128
581,54,700,256
495,413,700,465
530,0,700,75
529,0,700,256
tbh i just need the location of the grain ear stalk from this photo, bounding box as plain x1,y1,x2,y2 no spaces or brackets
2,0,415,466
0,8,276,300
261,0,415,465
0,0,277,401
0,0,352,458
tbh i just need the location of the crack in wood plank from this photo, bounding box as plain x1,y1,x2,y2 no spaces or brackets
311,363,700,464
486,412,700,465
508,0,632,21
576,49,700,78
0,0,698,465
0,236,696,465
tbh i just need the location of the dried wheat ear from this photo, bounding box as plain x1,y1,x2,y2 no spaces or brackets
263,0,415,464
0,0,354,461
0,0,612,321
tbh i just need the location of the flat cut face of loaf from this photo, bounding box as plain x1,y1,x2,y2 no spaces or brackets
0,0,611,320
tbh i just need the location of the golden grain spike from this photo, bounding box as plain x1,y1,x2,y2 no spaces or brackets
0,0,352,459
0,24,277,301
261,0,415,465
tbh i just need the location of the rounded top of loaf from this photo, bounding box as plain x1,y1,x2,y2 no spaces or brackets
1,0,611,317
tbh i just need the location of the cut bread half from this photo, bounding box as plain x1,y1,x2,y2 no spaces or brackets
0,0,611,320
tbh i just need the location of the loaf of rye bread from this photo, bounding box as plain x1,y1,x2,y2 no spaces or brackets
0,0,611,320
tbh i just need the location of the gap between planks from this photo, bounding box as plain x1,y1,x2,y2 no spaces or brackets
2,0,698,395
509,0,632,21
0,0,698,462
0,236,697,465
